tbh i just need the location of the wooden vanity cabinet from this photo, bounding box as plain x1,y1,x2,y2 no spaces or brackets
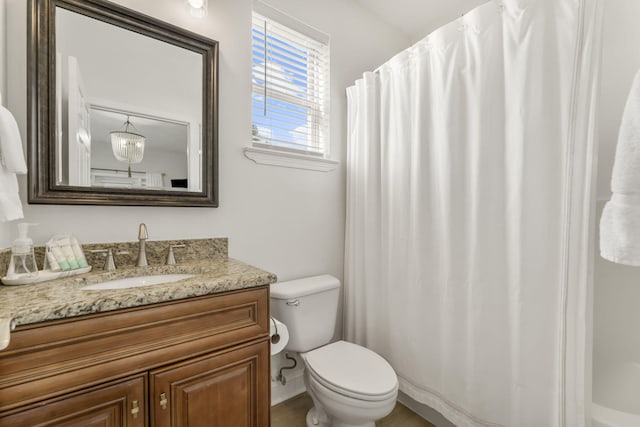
0,286,270,426
151,341,268,427
0,374,147,427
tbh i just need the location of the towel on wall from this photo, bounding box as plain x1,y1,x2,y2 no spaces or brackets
0,172,23,222
0,97,27,174
0,94,26,222
600,70,640,265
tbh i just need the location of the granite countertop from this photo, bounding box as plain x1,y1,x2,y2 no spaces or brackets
0,257,277,328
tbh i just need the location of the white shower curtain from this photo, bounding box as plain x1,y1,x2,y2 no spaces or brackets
344,1,602,426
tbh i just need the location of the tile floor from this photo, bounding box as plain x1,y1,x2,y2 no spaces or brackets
271,393,435,426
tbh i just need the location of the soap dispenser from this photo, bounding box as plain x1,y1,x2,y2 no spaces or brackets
6,223,38,279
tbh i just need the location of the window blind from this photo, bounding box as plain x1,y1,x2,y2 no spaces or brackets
251,12,330,156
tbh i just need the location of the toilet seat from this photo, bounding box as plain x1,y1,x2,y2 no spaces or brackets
303,340,398,402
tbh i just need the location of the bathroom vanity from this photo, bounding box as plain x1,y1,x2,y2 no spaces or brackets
0,238,276,426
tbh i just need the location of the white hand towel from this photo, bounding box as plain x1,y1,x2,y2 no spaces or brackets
0,103,27,174
0,97,26,222
0,168,24,222
600,70,640,265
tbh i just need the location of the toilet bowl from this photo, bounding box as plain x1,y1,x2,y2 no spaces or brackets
270,275,398,427
302,340,398,427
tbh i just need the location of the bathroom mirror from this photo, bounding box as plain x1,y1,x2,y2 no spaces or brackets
28,0,219,206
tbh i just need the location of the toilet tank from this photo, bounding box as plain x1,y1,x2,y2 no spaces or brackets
270,275,340,353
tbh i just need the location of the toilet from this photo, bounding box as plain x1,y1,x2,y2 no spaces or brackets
271,275,398,427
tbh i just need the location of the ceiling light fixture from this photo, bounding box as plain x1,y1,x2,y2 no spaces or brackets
110,116,145,177
186,0,208,17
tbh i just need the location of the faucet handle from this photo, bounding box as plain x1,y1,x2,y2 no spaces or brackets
138,223,148,240
90,248,116,272
166,244,186,265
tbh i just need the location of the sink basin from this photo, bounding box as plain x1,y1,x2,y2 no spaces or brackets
81,274,196,290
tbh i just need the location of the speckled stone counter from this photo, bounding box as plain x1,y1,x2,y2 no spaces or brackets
0,238,229,274
0,239,277,327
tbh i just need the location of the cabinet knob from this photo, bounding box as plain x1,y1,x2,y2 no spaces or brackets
131,400,139,419
159,392,168,410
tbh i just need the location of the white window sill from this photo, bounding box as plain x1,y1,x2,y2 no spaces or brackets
243,146,339,172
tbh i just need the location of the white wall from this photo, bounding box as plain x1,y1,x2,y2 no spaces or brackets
593,204,640,359
593,0,640,400
2,0,408,284
0,0,11,247
596,0,640,201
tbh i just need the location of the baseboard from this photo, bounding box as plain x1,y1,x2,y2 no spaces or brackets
398,391,456,427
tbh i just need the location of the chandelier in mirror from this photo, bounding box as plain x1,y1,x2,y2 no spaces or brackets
110,116,145,177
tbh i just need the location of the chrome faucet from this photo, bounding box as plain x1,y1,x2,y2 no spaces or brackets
90,248,129,272
137,223,148,267
91,249,116,272
166,244,186,265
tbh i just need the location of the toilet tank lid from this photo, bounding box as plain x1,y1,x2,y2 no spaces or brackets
270,275,340,299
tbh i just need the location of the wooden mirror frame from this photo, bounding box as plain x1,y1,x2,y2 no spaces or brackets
28,0,219,207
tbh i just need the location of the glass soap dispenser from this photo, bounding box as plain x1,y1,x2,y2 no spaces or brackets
6,223,38,279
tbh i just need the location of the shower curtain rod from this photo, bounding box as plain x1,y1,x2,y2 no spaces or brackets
372,0,498,74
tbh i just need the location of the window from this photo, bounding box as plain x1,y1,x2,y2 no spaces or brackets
251,5,330,158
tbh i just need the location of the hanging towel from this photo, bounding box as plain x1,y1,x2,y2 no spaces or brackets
0,93,26,222
0,96,27,174
0,172,23,222
600,70,640,265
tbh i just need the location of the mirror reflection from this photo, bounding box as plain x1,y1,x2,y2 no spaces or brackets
88,107,193,190
55,7,203,192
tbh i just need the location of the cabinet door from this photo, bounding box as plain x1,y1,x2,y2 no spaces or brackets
0,375,146,427
151,341,269,427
